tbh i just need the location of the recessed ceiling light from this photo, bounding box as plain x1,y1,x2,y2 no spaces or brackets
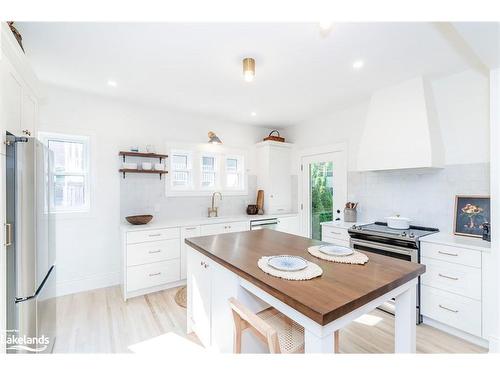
352,60,364,70
107,79,117,87
251,112,257,117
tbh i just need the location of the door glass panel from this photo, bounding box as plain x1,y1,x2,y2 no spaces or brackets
309,161,333,240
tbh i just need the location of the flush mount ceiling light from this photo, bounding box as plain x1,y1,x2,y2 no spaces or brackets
208,131,222,144
242,57,255,82
352,60,364,70
107,79,117,87
251,112,257,117
319,21,333,36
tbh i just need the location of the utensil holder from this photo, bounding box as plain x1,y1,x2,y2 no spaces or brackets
344,208,357,222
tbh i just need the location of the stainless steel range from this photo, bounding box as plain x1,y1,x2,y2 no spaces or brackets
348,221,439,323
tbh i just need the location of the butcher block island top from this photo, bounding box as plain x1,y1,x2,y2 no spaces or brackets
185,229,425,326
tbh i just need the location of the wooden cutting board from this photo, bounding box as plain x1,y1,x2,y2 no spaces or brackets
256,190,264,210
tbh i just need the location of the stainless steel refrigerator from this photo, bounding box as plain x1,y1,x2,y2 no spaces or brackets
5,133,56,353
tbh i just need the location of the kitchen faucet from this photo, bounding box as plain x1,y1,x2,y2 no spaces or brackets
208,192,222,217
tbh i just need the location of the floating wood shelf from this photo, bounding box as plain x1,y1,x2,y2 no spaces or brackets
119,169,168,179
119,151,168,162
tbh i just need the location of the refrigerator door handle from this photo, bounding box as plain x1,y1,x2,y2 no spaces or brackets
15,265,54,304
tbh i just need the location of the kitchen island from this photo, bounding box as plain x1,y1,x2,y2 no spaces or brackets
185,229,425,353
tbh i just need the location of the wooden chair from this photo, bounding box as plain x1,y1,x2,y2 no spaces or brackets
229,297,340,354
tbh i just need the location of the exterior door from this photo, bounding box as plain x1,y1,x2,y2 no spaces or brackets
301,151,347,240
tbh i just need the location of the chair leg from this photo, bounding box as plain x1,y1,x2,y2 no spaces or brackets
232,310,243,354
334,331,340,353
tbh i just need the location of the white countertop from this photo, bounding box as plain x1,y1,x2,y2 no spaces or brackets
121,212,299,232
320,220,370,230
420,232,491,252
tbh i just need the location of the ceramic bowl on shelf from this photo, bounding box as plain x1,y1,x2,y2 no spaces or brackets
154,163,165,171
122,162,137,170
141,162,152,170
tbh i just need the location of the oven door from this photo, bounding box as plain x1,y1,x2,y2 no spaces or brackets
350,238,421,324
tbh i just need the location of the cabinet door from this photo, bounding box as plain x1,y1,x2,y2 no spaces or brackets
21,91,37,136
267,147,291,213
188,249,212,347
200,223,227,236
1,59,23,139
276,216,299,235
225,221,249,233
181,226,201,279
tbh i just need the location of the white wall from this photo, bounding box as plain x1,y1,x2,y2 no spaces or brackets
38,84,272,296
286,69,491,229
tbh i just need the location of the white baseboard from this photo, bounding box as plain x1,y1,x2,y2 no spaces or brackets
488,335,499,353
422,316,489,348
56,271,120,297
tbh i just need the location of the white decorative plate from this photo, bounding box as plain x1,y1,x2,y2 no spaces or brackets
318,245,354,257
267,255,308,272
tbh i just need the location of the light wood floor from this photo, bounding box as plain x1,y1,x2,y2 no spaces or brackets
53,285,486,354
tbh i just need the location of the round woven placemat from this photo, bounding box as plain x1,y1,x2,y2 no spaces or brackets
257,256,323,280
307,245,369,265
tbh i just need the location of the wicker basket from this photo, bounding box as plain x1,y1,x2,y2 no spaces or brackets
263,130,285,142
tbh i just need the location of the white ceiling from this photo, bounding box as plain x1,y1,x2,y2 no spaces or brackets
15,22,495,127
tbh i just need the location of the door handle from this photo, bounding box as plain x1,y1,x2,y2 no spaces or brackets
5,223,12,246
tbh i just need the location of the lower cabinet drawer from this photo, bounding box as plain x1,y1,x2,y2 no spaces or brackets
321,226,350,242
421,257,481,300
127,227,180,244
127,259,180,292
421,285,481,337
127,239,180,266
322,236,350,247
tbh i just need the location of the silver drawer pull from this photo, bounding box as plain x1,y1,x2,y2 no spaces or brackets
149,250,161,254
439,304,459,313
149,272,161,277
148,233,161,237
185,227,197,230
438,250,458,257
438,273,459,281
330,231,342,235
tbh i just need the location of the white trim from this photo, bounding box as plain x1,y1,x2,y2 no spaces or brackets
422,316,489,348
55,271,120,297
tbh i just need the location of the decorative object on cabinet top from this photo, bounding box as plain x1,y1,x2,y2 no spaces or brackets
125,215,153,225
119,151,168,179
263,129,285,142
7,22,24,52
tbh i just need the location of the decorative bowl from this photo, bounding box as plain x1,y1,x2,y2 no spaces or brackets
126,215,153,225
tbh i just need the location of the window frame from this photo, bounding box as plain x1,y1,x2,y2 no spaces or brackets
170,150,194,190
38,131,91,214
199,153,219,190
223,154,245,191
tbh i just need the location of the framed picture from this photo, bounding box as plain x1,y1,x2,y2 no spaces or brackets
454,195,490,238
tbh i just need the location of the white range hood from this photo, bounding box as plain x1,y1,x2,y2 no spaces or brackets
357,77,445,171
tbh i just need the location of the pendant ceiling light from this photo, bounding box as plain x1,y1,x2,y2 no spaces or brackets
242,57,255,82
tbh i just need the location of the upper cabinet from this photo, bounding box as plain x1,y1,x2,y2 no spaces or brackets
255,141,293,214
0,22,41,154
357,77,445,171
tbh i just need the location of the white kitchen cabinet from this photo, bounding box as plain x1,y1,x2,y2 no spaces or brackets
200,220,249,236
321,224,351,246
255,141,292,214
420,233,487,344
122,227,182,300
181,225,201,279
275,215,300,235
187,247,212,348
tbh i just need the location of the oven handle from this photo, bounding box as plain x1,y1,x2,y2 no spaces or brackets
350,238,416,257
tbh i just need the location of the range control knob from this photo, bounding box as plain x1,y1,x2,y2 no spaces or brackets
401,232,407,237
409,232,415,238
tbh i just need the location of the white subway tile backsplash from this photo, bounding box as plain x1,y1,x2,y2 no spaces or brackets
348,163,490,231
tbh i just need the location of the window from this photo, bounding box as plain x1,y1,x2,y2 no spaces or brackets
171,151,193,189
201,155,217,188
39,132,90,213
224,156,244,190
